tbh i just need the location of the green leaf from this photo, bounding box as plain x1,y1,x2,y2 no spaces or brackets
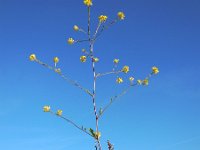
89,128,95,137
99,108,103,115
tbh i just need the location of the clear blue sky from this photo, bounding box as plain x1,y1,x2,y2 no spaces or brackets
0,0,200,150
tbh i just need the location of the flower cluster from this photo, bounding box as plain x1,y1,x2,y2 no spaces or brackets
68,38,74,44
152,66,159,74
129,77,134,84
142,79,149,85
55,68,61,74
94,131,101,139
80,56,87,62
93,57,99,62
53,57,59,63
56,110,63,116
43,105,63,116
99,15,108,23
137,80,142,85
29,54,36,61
122,66,129,73
83,0,92,7
73,25,79,31
113,59,119,64
116,77,123,84
43,106,50,112
118,12,125,20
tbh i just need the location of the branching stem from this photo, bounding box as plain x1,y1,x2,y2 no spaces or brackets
96,70,122,78
99,73,155,118
88,6,102,150
99,83,137,119
35,59,93,96
49,111,93,138
94,19,118,41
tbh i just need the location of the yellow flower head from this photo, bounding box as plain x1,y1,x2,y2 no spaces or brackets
118,12,125,20
83,0,92,7
55,68,61,74
73,25,79,31
68,38,74,45
137,79,142,85
56,110,63,116
113,59,119,64
93,57,99,62
80,56,87,62
43,106,50,112
99,15,108,23
152,66,159,74
142,79,149,86
53,57,59,63
29,54,36,61
122,66,129,73
94,131,101,139
116,77,123,84
129,77,134,82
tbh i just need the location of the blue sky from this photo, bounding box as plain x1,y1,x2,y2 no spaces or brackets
0,0,200,150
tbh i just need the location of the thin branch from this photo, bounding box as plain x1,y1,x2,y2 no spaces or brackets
49,111,93,138
99,72,156,118
35,59,93,96
147,73,153,79
94,18,118,41
79,28,87,35
96,70,122,78
76,39,90,43
88,7,91,38
99,83,137,118
93,22,101,39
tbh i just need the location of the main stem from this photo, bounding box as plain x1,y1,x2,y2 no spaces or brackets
88,6,102,150
90,44,99,132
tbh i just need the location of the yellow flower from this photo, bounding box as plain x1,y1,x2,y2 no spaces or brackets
53,57,59,63
118,12,125,20
152,66,159,74
142,79,149,85
113,59,119,64
29,54,36,61
73,25,79,31
83,0,92,6
54,68,61,74
122,66,129,73
137,79,142,85
99,15,108,23
43,106,50,112
116,77,123,84
93,57,99,62
80,56,87,62
129,77,134,82
56,110,63,116
94,131,101,139
68,38,74,44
